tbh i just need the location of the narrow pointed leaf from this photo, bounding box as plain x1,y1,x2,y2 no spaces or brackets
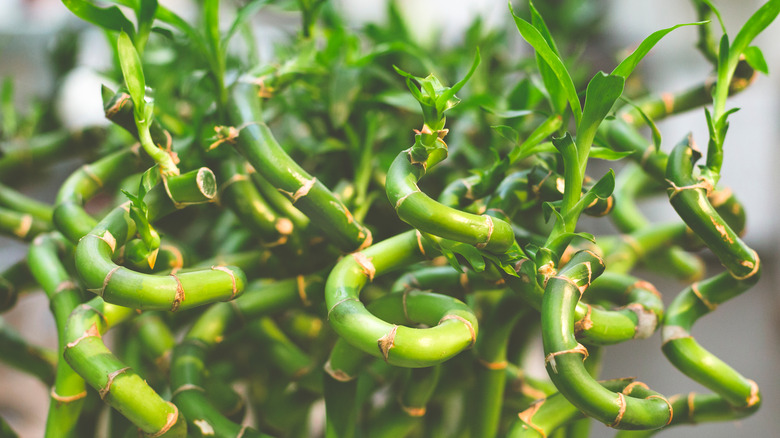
743,46,769,74
577,72,624,163
510,2,581,123
61,0,135,37
612,22,705,79
117,31,146,116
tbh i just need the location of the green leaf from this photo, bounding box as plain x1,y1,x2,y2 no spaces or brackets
492,125,520,145
529,1,567,114
620,96,663,151
436,49,481,116
223,0,273,49
139,165,161,199
577,72,625,165
481,108,536,119
589,147,632,160
729,0,780,75
589,169,615,199
698,0,727,34
61,0,135,37
509,2,581,123
612,21,705,79
743,45,769,74
138,0,158,31
117,31,147,119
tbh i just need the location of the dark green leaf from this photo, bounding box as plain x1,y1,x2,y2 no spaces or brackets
612,22,705,79
117,31,146,117
698,0,726,33
577,73,624,163
62,0,135,37
481,108,536,119
139,165,161,198
510,2,581,122
138,0,159,32
492,125,520,145
529,2,567,114
729,0,780,75
743,46,769,74
436,49,480,115
589,169,615,199
589,147,632,160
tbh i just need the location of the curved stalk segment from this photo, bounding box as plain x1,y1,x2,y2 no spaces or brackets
63,298,187,437
0,316,56,384
542,250,673,429
0,259,34,312
75,179,245,311
326,231,479,367
228,84,372,253
28,233,88,438
0,206,51,241
0,182,53,222
386,145,514,253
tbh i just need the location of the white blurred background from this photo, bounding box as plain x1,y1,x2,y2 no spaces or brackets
1,0,778,436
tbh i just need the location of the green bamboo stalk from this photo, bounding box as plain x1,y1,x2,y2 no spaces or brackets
0,315,56,384
0,259,34,312
0,182,53,222
130,312,176,372
63,298,187,437
616,60,756,126
385,142,514,253
324,338,371,438
526,165,614,217
367,366,442,438
471,292,530,438
0,131,97,182
248,317,321,392
0,205,51,241
74,178,245,311
326,231,482,367
662,271,760,409
228,83,372,253
27,232,88,438
613,391,761,438
506,378,636,437
665,138,758,279
53,146,148,243
541,250,672,429
218,156,295,246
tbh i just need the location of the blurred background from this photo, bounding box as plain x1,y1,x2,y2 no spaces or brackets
1,0,778,436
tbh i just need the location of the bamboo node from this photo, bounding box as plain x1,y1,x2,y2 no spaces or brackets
476,215,494,249
50,388,87,404
545,343,588,374
211,266,238,299
622,381,649,395
394,190,416,211
170,383,205,399
13,214,32,239
99,366,130,400
477,357,508,370
54,280,78,294
81,164,104,188
279,177,316,204
627,280,660,299
236,425,249,438
352,252,376,282
608,393,627,428
324,359,356,382
666,179,711,200
574,304,594,335
690,282,717,311
327,297,360,320
627,303,657,339
730,250,760,281
98,230,117,253
169,273,185,312
439,314,476,347
647,394,673,425
401,405,426,417
746,379,760,407
661,325,690,344
297,275,311,306
686,392,696,421
415,230,427,258
517,399,547,438
378,325,398,362
148,402,179,438
661,92,675,114
357,228,374,252
98,266,121,298
66,322,101,349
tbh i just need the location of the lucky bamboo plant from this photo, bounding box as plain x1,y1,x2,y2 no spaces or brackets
0,0,777,437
